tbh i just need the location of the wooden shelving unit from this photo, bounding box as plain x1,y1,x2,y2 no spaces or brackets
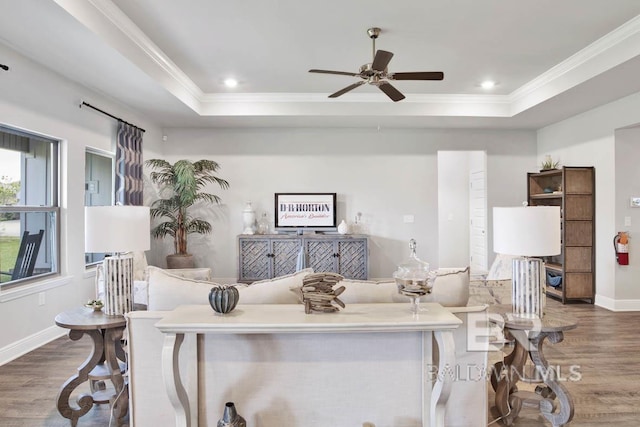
527,166,595,304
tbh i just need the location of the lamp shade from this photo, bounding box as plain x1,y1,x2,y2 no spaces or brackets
493,206,561,256
85,206,150,253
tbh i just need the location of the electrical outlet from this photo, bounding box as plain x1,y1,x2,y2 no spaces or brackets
38,292,45,306
85,180,99,194
625,216,632,227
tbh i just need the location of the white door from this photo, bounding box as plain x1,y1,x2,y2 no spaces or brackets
469,169,488,274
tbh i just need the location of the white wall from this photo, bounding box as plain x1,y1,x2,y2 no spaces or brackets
614,127,640,301
437,151,470,267
0,42,163,362
154,128,537,280
537,90,640,310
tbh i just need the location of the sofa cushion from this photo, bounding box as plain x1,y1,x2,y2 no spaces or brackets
147,266,218,310
333,279,406,304
290,268,470,307
236,268,313,304
165,267,211,281
424,267,470,307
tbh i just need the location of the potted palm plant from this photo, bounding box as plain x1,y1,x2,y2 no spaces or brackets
146,159,230,268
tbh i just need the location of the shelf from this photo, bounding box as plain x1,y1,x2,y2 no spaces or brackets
534,169,563,177
530,193,563,199
546,286,563,299
545,263,563,273
528,166,595,305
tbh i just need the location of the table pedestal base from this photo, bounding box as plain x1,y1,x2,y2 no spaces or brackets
491,329,574,427
56,327,127,426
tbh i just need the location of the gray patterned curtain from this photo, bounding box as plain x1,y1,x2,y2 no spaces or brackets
115,122,144,206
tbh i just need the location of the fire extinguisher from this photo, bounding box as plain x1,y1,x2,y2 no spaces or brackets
614,232,629,265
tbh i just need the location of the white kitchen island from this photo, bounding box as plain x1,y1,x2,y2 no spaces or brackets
155,303,462,427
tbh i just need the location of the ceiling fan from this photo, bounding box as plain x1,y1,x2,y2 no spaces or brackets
309,27,444,102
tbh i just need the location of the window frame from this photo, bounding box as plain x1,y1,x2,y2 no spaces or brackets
0,126,60,289
84,147,115,267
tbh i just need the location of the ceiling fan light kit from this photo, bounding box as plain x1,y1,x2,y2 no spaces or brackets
309,27,444,102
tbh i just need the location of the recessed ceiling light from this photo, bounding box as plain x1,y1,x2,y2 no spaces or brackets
224,78,238,88
480,80,496,89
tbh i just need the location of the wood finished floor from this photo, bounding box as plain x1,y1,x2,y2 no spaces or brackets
0,299,639,426
487,298,640,426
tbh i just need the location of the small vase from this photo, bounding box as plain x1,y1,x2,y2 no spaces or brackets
257,212,270,235
337,219,349,235
209,285,240,314
217,402,246,427
242,201,256,235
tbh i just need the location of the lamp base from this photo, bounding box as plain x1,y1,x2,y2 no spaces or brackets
102,254,133,315
512,257,545,319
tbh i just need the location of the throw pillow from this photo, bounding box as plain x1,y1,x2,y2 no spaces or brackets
237,268,314,304
132,251,149,281
487,254,517,281
147,266,218,311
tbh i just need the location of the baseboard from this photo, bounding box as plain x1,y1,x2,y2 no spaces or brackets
0,325,66,366
595,294,640,311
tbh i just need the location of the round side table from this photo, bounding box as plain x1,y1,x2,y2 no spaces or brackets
489,305,577,427
55,306,128,427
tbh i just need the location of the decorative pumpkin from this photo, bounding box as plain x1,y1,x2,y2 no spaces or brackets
209,285,239,314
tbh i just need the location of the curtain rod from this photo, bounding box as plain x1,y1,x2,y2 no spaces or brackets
79,101,146,133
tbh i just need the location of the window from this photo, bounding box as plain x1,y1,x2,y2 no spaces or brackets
85,148,114,266
0,126,59,287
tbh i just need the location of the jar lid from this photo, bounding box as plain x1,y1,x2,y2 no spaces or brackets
393,239,430,281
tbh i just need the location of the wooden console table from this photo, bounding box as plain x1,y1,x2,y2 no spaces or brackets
156,303,461,427
489,305,577,427
55,307,128,427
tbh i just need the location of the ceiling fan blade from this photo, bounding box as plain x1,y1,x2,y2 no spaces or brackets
390,71,444,81
378,82,405,102
371,50,394,71
328,81,366,98
309,69,359,77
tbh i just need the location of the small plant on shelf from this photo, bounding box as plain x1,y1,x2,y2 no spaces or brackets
540,155,560,171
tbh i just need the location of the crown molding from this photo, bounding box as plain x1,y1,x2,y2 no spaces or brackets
510,14,640,103
200,92,510,104
85,0,203,101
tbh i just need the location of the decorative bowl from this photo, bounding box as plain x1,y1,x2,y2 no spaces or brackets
85,300,104,311
547,272,562,287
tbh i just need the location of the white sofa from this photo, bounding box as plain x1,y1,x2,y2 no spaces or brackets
126,267,490,427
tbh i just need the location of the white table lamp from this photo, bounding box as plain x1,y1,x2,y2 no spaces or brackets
85,206,150,315
493,206,561,318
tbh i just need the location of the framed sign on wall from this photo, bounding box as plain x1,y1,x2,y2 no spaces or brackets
274,193,337,231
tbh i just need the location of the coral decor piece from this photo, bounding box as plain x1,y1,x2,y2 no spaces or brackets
301,272,345,313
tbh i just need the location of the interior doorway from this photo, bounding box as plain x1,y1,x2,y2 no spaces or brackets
437,151,487,274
